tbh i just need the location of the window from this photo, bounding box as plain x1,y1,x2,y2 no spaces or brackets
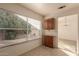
27,18,41,40
0,8,41,48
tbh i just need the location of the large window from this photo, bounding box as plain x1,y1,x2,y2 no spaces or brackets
27,18,41,40
0,8,41,48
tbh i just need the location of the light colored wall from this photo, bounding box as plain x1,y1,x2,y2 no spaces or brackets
0,3,43,55
58,14,79,55
0,39,41,56
58,14,78,41
57,14,79,55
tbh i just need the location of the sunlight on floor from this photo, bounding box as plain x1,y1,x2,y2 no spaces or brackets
61,49,77,56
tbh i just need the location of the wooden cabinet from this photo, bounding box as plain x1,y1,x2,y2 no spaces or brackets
43,36,53,48
43,18,55,30
42,18,56,48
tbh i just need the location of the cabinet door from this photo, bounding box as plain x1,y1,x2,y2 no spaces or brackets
46,36,53,48
48,19,55,29
43,18,55,29
43,36,53,48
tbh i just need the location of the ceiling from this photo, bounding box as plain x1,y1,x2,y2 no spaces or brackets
21,3,79,16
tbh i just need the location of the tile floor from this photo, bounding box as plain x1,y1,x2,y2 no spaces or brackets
21,46,68,56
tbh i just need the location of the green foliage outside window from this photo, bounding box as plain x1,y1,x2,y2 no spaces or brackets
0,9,31,40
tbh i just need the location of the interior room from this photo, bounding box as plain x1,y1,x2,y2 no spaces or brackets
0,3,79,56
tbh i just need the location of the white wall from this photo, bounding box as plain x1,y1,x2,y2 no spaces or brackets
0,3,43,55
58,14,78,41
58,14,79,54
